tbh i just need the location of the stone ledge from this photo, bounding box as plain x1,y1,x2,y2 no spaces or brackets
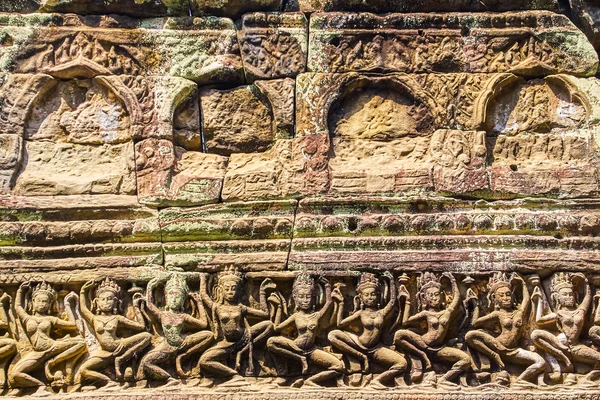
9,386,600,400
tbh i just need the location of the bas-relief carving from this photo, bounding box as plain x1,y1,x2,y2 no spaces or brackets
239,12,308,82
14,79,136,197
308,12,597,76
292,72,600,199
0,15,244,84
0,3,600,400
1,271,600,394
297,0,558,12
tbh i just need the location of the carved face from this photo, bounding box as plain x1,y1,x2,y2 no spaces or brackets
294,287,313,311
423,287,441,309
32,292,52,314
359,287,378,308
495,286,513,309
166,289,185,311
557,287,575,308
96,291,117,313
221,280,240,302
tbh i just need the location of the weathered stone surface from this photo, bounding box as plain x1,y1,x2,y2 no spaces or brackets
200,78,294,156
298,0,558,12
290,196,600,272
0,0,189,16
160,200,295,271
0,73,208,202
0,0,284,19
135,138,227,206
570,0,600,53
238,12,307,81
0,14,244,84
308,12,598,76
0,194,162,282
296,72,600,199
192,0,283,18
1,1,600,397
221,134,330,200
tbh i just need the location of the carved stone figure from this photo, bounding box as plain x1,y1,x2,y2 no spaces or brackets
198,268,275,386
531,272,600,385
267,273,345,387
9,282,86,396
0,291,17,390
393,272,471,387
465,273,546,388
136,274,213,388
589,292,600,347
77,278,152,390
328,271,407,389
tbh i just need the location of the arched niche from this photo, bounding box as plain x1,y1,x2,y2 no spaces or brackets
480,76,589,136
327,76,435,142
324,76,437,195
12,71,141,196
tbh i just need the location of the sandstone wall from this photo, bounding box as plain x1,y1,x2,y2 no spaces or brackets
0,0,598,398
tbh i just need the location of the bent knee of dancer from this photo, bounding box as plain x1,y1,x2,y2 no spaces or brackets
529,329,546,345
327,330,343,342
199,349,221,366
393,330,409,343
464,330,485,346
455,356,472,370
266,336,281,351
329,359,345,373
391,361,407,372
531,353,546,371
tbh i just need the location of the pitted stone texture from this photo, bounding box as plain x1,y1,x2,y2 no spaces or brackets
570,0,600,53
160,200,296,271
308,12,598,76
296,72,600,199
0,194,162,280
0,73,203,200
3,0,188,16
238,12,307,81
135,138,227,207
200,79,294,156
0,0,283,18
221,134,330,201
289,197,600,273
0,14,244,84
298,0,558,12
191,0,283,18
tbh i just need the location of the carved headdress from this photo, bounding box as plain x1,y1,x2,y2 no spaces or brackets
356,273,380,293
94,278,122,314
213,266,243,304
165,273,189,298
31,281,56,301
417,272,442,310
550,272,576,309
29,281,58,314
550,272,573,294
292,272,315,298
96,278,121,297
418,272,441,293
353,273,381,312
488,272,511,294
487,272,512,310
218,266,243,286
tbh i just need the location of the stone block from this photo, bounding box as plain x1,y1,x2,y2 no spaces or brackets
238,12,307,81
200,78,294,156
308,12,597,76
0,14,244,84
298,0,558,12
